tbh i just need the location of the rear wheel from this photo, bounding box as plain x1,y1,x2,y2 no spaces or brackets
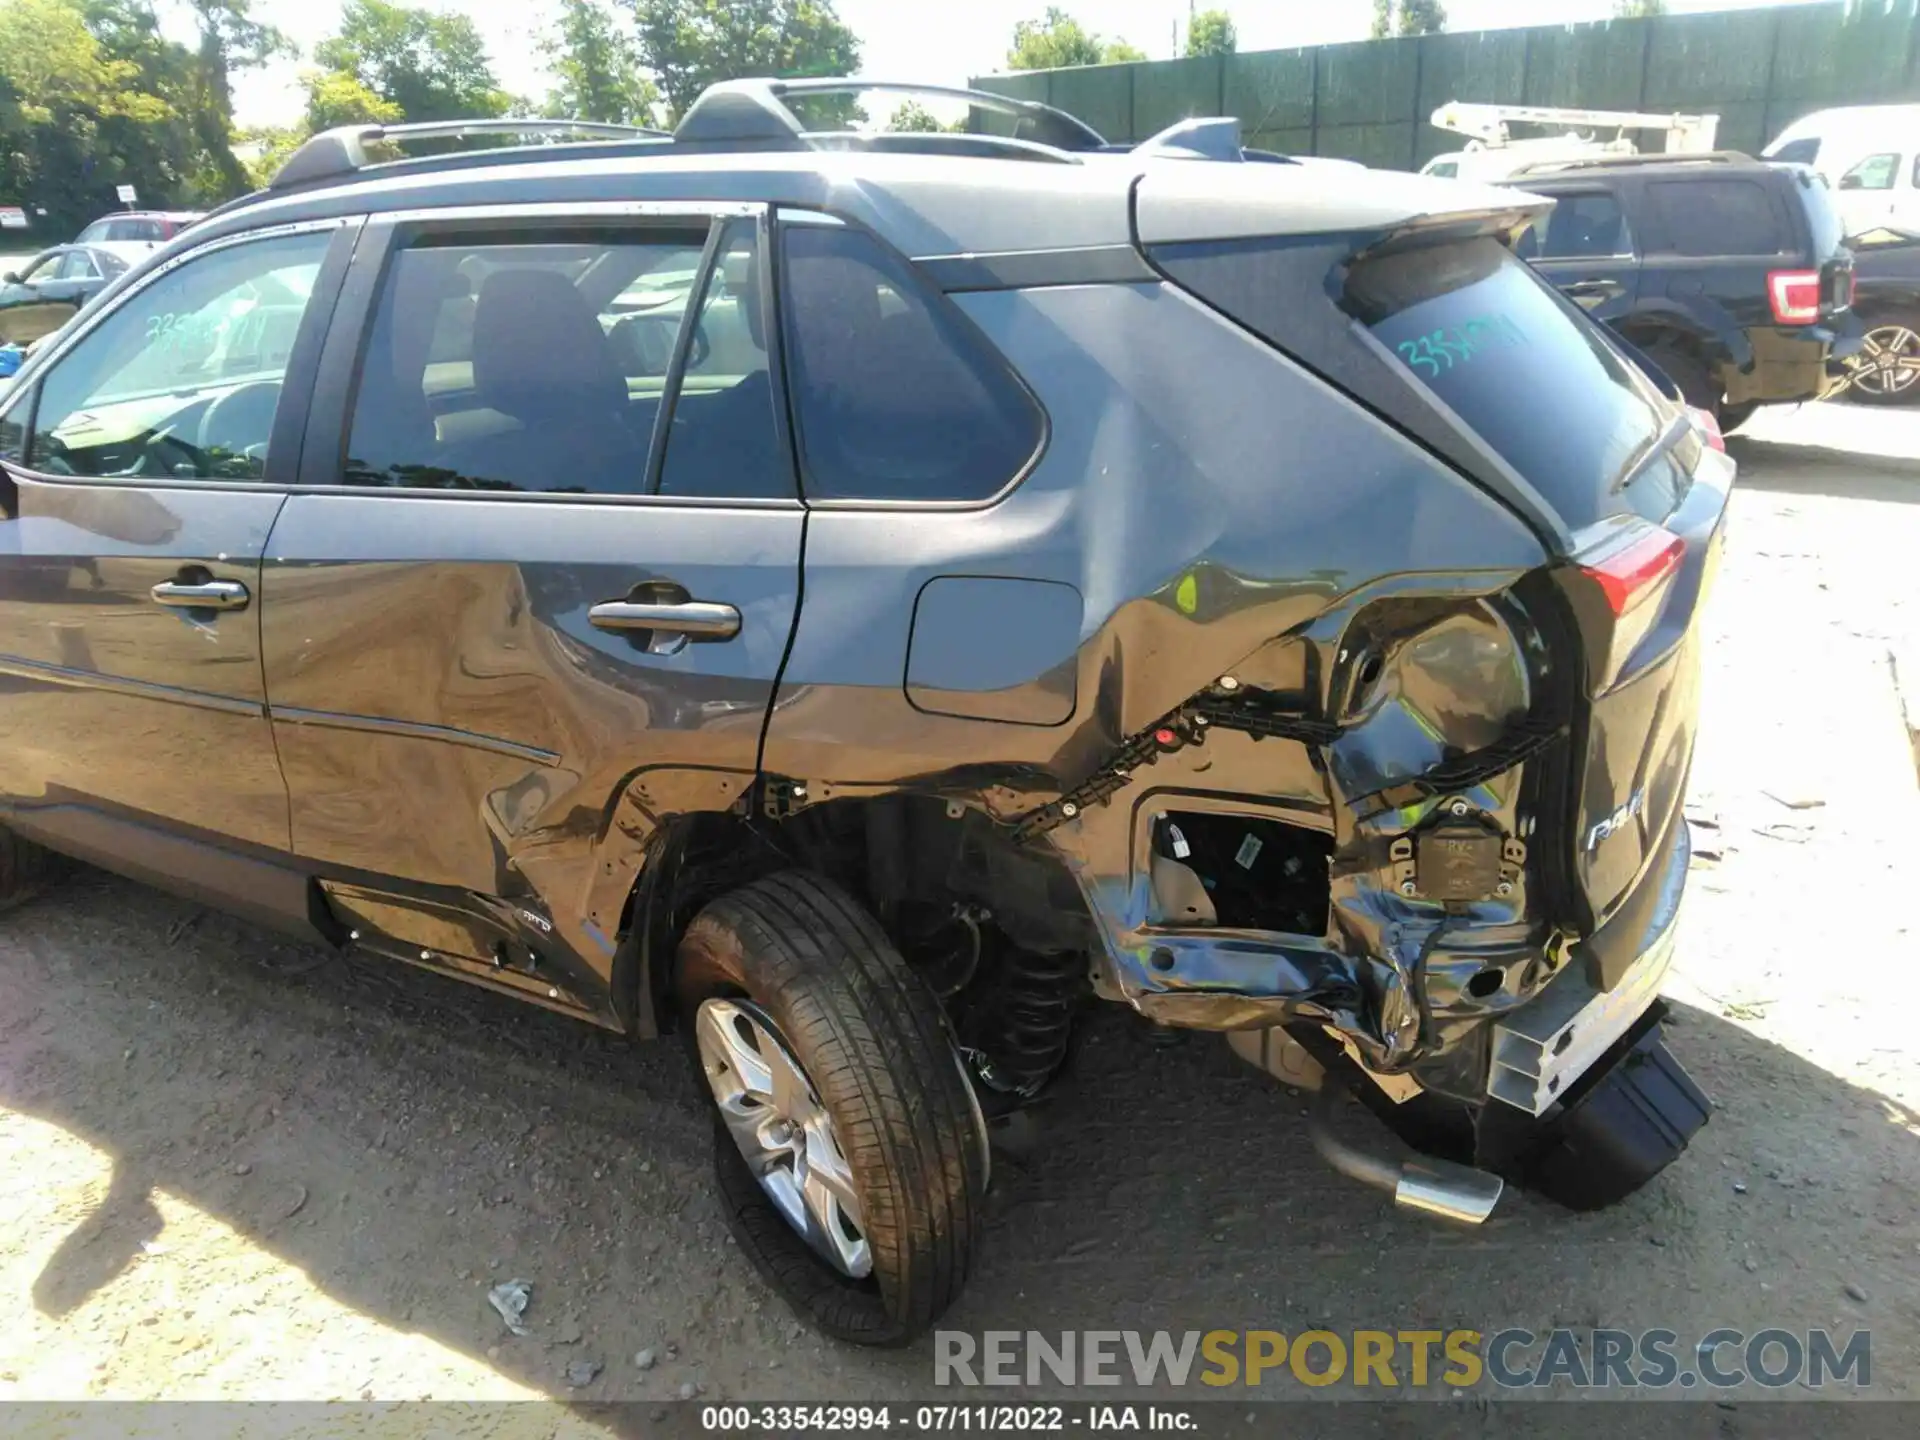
1645,343,1721,419
677,870,987,1346
1845,308,1920,405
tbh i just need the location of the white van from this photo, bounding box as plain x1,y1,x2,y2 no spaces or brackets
1763,104,1920,235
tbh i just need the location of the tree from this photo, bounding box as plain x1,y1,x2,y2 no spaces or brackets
888,99,940,132
184,1,292,196
0,0,173,236
301,67,402,130
314,0,510,123
625,0,861,122
1008,8,1144,70
1186,9,1236,58
541,0,657,125
1371,0,1447,38
1614,0,1666,15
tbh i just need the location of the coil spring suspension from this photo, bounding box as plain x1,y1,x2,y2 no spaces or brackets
967,948,1082,1098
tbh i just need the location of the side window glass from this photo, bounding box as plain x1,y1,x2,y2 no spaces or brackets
1,389,28,462
780,225,1043,502
27,230,330,481
1536,193,1632,259
58,252,97,281
1651,179,1786,256
1841,153,1900,192
342,231,705,494
1772,137,1821,166
657,219,788,499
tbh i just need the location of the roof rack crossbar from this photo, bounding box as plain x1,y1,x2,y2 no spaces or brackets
269,118,670,191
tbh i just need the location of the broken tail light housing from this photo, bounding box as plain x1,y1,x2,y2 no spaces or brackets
1581,523,1685,618
1687,406,1726,453
1559,518,1689,691
1767,268,1823,325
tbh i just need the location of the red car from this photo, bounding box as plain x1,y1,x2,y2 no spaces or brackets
73,210,202,245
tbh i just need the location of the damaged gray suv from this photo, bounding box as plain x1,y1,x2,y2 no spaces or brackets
0,80,1718,1345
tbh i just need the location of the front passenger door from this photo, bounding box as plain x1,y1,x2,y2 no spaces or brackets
0,222,350,925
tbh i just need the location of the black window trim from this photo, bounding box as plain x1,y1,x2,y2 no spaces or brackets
0,216,361,494
770,205,1052,513
295,197,804,508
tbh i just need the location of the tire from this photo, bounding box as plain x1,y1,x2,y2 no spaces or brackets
1645,343,1721,419
676,870,987,1346
0,827,57,914
1844,307,1920,406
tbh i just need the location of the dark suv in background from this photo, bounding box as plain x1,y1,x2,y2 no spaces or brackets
0,81,1723,1346
1512,152,1859,429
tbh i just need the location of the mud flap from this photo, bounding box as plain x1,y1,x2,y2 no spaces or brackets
1483,1006,1712,1212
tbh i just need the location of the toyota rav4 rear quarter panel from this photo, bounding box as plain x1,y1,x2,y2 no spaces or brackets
1137,165,1733,968
759,159,1726,1091
760,261,1553,1066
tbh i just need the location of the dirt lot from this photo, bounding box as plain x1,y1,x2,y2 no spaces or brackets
1,400,1917,1412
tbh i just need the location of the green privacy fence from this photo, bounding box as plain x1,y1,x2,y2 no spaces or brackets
970,1,1920,171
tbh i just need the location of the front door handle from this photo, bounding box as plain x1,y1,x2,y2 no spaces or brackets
588,599,740,640
151,579,250,611
1565,279,1624,298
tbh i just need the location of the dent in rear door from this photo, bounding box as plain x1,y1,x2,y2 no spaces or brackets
262,205,801,1016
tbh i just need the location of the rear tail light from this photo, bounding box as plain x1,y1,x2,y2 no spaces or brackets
1767,269,1823,325
1688,406,1726,452
1580,524,1685,618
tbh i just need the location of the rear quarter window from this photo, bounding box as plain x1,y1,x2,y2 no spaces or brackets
1649,178,1789,256
779,225,1044,502
1150,231,1677,528
1347,238,1666,521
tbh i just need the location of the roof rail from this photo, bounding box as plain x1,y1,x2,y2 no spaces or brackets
674,77,1108,152
1508,149,1756,177
270,118,669,191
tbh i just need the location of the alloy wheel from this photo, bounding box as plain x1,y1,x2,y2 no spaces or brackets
695,997,872,1278
1849,323,1920,399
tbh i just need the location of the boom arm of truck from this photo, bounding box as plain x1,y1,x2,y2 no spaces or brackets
1431,101,1720,154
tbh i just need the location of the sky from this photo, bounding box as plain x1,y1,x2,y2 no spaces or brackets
154,0,1827,131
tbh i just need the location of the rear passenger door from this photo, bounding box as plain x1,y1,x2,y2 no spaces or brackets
263,202,801,1017
1517,187,1640,325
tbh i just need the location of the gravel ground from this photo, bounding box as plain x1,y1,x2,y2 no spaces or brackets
0,400,1916,1411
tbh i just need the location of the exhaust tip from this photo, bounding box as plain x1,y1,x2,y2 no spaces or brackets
1308,1085,1504,1226
1394,1159,1505,1225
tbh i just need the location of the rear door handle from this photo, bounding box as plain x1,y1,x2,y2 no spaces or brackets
1565,279,1625,298
588,599,740,640
151,579,250,611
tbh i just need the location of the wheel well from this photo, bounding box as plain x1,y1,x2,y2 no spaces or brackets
1618,321,1708,365
622,794,1099,1037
